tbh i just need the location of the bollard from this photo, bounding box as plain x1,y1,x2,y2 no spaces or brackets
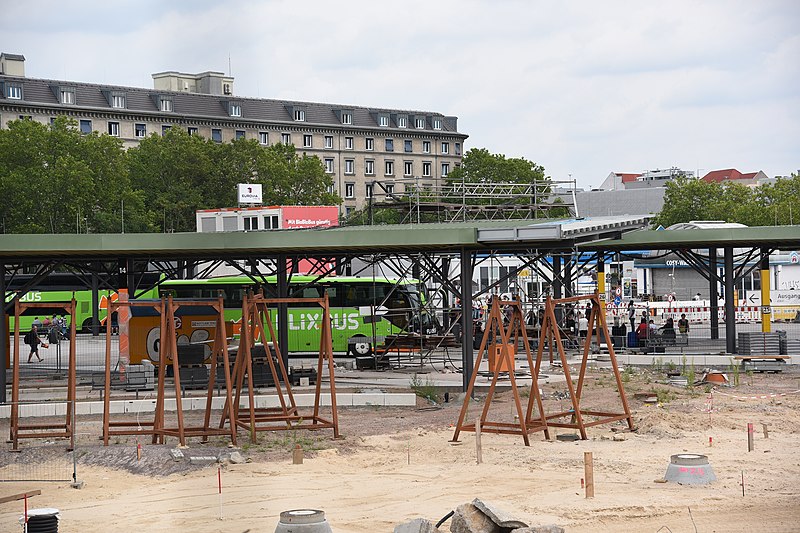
292,444,304,465
475,418,483,465
762,423,769,439
584,452,594,498
747,423,754,452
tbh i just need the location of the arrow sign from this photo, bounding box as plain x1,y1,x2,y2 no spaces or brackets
748,294,757,304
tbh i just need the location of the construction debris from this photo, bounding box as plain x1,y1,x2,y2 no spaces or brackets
400,499,564,532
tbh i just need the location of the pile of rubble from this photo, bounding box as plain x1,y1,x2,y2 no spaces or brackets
394,498,564,533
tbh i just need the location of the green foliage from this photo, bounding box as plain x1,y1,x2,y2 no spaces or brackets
655,388,676,404
410,373,441,403
0,118,341,234
653,174,800,227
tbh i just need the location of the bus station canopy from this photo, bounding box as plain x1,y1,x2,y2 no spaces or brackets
580,225,800,253
0,215,650,262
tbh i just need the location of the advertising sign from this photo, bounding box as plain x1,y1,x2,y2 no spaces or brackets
237,183,263,204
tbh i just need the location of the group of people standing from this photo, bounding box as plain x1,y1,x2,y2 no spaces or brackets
628,300,690,343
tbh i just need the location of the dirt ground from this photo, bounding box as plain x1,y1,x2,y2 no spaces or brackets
2,366,800,532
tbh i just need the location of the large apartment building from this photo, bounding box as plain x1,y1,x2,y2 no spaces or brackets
0,53,467,214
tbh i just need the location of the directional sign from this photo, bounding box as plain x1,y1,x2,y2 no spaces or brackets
747,294,757,304
613,296,622,307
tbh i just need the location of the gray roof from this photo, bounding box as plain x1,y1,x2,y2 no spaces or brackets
0,73,464,136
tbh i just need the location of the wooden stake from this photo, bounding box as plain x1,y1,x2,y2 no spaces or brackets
584,451,594,498
292,444,304,464
761,423,769,439
0,490,40,505
475,418,483,464
747,422,754,452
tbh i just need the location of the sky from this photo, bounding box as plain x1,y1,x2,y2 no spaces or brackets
2,0,798,189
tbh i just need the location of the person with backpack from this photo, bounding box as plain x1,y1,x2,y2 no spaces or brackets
25,325,43,363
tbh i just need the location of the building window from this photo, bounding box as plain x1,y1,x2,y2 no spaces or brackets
18,115,32,120
259,131,268,145
294,109,305,121
386,183,395,194
345,182,355,198
235,130,245,140
230,103,242,117
341,112,352,125
442,163,450,177
112,94,126,108
442,142,449,154
423,141,431,153
455,142,461,156
385,138,394,152
162,125,171,134
404,161,413,176
365,160,375,175
107,122,119,137
385,160,394,176
433,118,442,130
324,135,333,149
187,127,198,136
135,123,147,138
243,216,259,231
345,137,353,149
366,183,373,198
303,134,313,148
422,162,431,177
365,137,374,151
212,129,222,143
60,89,75,105
344,159,354,175
79,120,92,134
404,140,413,153
397,116,407,128
6,84,22,99
379,115,389,127
281,133,292,144
415,117,425,129
324,158,334,174
263,214,280,229
160,98,173,112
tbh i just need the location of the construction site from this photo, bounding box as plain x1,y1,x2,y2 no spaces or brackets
1,193,800,532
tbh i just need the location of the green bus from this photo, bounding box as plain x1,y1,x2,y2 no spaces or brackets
151,275,437,356
4,273,116,333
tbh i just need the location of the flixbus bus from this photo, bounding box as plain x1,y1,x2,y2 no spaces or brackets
131,275,438,363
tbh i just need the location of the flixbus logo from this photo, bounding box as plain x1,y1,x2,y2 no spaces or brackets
284,312,361,331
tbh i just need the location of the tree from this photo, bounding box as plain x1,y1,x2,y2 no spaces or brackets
0,116,144,233
653,174,800,227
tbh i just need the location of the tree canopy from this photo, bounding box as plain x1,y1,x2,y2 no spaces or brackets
652,174,800,227
0,118,341,233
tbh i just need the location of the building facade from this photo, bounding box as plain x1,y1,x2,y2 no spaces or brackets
0,53,467,214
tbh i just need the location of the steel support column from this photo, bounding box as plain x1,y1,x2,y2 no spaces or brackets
460,248,474,392
723,247,736,353
91,269,100,336
564,254,573,298
709,247,719,340
552,254,562,324
277,255,289,370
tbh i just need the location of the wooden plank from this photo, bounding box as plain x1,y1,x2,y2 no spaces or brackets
0,489,41,505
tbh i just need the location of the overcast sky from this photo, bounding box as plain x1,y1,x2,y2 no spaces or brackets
2,1,798,189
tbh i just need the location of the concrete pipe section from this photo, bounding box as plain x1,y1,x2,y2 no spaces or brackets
275,509,333,533
664,453,716,485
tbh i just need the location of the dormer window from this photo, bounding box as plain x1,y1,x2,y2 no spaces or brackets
433,118,442,130
152,94,174,112
294,109,305,121
415,117,426,129
336,109,354,125
378,114,389,127
229,102,242,117
5,83,22,100
60,88,75,105
397,115,407,128
112,94,125,108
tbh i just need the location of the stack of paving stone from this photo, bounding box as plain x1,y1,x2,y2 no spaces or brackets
738,332,781,356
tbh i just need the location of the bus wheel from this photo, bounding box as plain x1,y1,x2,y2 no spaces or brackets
81,318,93,333
348,337,373,356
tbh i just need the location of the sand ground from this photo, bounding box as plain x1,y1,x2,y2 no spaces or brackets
2,368,799,532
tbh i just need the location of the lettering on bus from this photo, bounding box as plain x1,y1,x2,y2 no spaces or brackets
19,291,43,302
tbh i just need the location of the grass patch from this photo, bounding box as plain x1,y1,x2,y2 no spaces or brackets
410,373,441,404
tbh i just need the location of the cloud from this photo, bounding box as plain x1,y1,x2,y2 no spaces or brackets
2,0,798,187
